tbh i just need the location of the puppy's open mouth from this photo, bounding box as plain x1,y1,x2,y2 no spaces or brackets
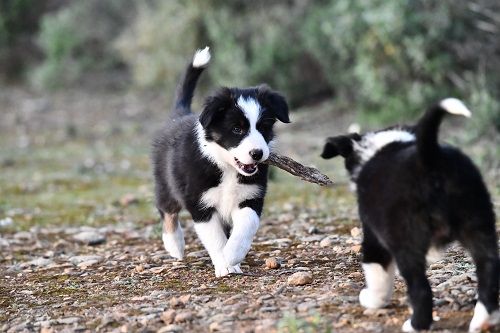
235,158,258,175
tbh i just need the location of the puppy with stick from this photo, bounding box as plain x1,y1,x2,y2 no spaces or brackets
152,47,290,277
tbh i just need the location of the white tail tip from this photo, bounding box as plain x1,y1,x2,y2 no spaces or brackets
348,123,361,134
440,98,472,118
193,46,211,68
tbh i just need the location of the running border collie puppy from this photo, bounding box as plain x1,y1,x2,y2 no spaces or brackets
152,48,289,277
321,99,499,332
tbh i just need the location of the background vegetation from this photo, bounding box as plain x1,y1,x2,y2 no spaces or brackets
1,0,499,133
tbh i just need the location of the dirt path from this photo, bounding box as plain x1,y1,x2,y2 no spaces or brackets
1,88,499,332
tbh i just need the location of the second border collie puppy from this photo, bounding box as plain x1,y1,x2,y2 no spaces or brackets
152,48,290,277
321,99,499,332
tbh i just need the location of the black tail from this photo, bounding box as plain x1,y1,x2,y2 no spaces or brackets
171,47,211,119
416,98,471,165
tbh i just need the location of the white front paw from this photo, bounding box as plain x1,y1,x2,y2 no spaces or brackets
223,245,247,266
214,263,243,277
402,319,416,332
359,288,389,309
469,302,500,332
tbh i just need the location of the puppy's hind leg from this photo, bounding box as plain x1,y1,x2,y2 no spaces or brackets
359,225,395,309
460,221,500,332
161,210,185,260
395,252,433,332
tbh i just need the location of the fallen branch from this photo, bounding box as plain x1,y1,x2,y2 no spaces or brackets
265,152,333,186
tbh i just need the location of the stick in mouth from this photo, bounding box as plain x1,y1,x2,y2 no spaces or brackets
264,152,333,186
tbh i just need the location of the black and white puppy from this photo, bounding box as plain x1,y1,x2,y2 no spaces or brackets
321,99,499,332
152,48,289,277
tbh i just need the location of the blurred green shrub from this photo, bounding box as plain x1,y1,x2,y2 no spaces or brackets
30,0,133,89
26,0,499,136
114,0,499,134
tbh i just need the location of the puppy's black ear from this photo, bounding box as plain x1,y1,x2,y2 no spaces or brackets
199,87,232,128
321,134,360,159
257,85,290,123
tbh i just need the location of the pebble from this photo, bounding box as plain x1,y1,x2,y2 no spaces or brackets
319,237,334,248
73,231,106,246
161,310,176,324
174,311,194,323
26,258,53,267
287,272,313,286
350,227,362,237
300,235,323,242
158,324,183,333
56,317,80,325
265,257,281,269
209,322,221,332
0,217,13,227
69,255,103,267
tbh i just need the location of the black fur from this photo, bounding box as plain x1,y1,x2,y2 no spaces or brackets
322,101,498,330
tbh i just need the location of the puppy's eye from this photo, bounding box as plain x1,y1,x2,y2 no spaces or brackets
232,126,243,135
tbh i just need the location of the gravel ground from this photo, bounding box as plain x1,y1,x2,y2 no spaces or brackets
1,87,499,332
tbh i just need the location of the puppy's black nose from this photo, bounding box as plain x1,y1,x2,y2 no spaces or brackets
249,149,263,161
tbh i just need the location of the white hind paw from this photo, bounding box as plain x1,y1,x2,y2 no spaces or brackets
162,230,185,260
469,302,500,332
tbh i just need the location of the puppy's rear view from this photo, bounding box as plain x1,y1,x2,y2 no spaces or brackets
322,99,499,332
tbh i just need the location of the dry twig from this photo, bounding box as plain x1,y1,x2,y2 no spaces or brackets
265,152,333,186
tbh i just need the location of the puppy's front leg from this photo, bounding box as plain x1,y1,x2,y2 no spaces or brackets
194,214,241,277
224,207,260,266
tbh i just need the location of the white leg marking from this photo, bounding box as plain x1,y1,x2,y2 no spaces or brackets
469,302,500,332
194,215,241,277
402,319,416,332
162,228,185,260
162,214,185,260
223,207,260,266
425,246,443,264
359,262,395,309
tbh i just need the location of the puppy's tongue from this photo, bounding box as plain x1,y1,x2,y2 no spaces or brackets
235,158,258,174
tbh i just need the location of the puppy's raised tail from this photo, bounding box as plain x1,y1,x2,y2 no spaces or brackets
171,47,211,119
416,98,471,165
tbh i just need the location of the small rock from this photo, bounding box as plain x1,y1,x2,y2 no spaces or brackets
56,317,80,325
161,310,176,324
169,295,190,308
174,311,193,323
319,237,334,248
363,308,391,316
14,231,32,240
119,193,139,207
300,235,324,242
350,245,362,253
287,272,313,286
265,258,281,269
73,231,106,246
26,258,53,267
69,255,103,267
307,226,319,234
158,324,183,333
209,322,221,332
350,227,362,237
0,217,13,227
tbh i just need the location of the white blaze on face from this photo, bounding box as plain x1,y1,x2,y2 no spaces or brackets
230,96,270,165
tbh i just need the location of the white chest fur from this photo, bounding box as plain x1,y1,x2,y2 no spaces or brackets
200,169,262,222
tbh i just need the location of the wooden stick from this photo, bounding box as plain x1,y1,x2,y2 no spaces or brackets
265,152,333,186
